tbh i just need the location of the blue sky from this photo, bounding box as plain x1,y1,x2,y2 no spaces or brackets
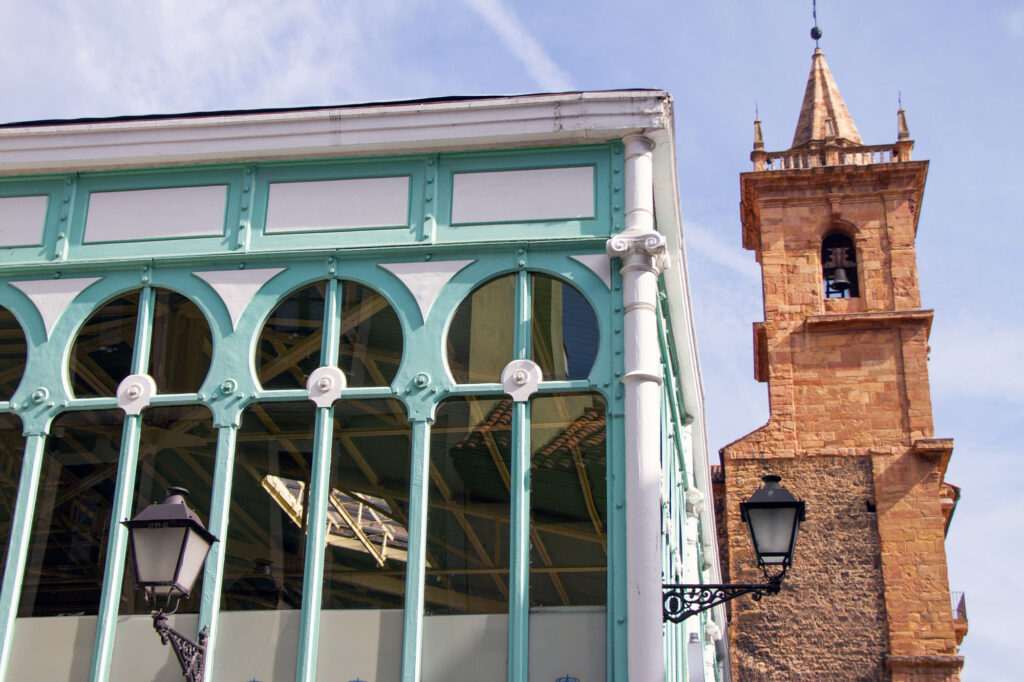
1,1,1020,678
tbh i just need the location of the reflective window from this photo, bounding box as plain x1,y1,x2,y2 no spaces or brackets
257,281,403,390
531,275,599,381
70,290,212,398
447,275,515,384
448,273,599,384
426,397,511,615
70,295,138,398
0,414,25,581
0,307,27,400
148,291,212,394
529,393,606,606
222,403,314,611
322,399,411,610
20,410,124,616
120,405,216,615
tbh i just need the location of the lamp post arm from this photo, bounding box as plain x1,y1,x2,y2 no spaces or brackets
152,611,208,682
662,577,782,623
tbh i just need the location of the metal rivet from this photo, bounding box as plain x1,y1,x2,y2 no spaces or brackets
66,178,73,185
53,272,61,279
425,196,432,202
414,372,430,388
317,376,334,392
517,248,525,255
243,185,250,193
614,328,621,334
125,384,142,400
427,159,434,166
328,267,336,274
613,167,621,173
427,177,434,184
424,254,432,261
327,256,335,263
31,388,49,404
220,379,237,395
518,259,526,267
238,263,245,269
60,215,67,221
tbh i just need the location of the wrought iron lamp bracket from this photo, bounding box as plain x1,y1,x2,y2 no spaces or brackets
152,611,208,682
663,575,783,623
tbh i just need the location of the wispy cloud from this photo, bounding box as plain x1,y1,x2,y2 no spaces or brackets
461,0,573,92
683,220,761,283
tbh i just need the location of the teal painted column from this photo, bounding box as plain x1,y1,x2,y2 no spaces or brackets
0,433,47,681
507,399,530,682
295,277,342,682
508,267,531,682
400,419,431,682
197,424,239,679
90,284,155,682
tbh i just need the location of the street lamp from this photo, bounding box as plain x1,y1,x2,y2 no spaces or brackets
123,487,218,682
663,474,806,622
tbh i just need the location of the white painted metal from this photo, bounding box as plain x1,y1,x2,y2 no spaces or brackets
0,92,670,174
606,134,667,682
192,268,284,330
378,260,474,322
265,177,410,233
500,359,542,402
84,185,226,242
451,166,594,224
0,195,47,246
305,366,346,407
570,253,612,289
9,277,100,339
115,374,156,415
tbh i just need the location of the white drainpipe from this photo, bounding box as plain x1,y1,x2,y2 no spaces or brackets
607,134,669,682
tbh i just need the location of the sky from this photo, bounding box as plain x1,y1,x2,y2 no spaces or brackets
0,0,1020,678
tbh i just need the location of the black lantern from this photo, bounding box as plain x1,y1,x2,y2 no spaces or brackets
740,474,806,573
123,487,217,682
663,474,806,622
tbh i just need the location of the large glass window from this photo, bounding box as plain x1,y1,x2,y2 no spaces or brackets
529,393,607,607
120,405,216,615
0,306,27,400
256,280,403,390
20,409,124,616
70,290,212,397
448,273,599,384
426,397,512,615
0,414,25,581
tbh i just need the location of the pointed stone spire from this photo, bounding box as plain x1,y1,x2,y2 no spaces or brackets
791,48,862,149
897,107,910,141
753,117,764,151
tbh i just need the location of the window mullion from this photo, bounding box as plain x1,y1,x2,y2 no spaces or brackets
0,433,47,682
89,284,155,682
400,418,431,682
196,424,239,678
295,277,342,682
508,269,531,682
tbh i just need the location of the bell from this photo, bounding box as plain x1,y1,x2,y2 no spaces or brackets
830,267,851,292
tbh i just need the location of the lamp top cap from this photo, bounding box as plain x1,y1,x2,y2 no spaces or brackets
762,474,782,484
163,487,189,503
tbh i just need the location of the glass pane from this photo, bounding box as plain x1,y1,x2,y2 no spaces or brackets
447,275,515,384
532,275,599,381
425,397,511,615
323,399,411,609
529,393,607,607
222,403,314,611
0,414,25,581
21,409,124,616
149,290,212,394
70,294,139,398
256,283,326,390
336,281,403,388
314,399,411,680
130,526,186,586
0,307,27,400
121,405,216,615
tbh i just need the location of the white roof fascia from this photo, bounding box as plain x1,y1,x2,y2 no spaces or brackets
649,99,728,642
0,91,669,175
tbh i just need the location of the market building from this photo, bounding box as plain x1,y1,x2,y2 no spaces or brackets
0,92,725,681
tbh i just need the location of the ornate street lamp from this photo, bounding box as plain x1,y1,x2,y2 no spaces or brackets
663,474,805,622
123,487,218,682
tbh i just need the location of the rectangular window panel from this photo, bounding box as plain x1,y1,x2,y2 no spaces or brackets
84,186,226,243
528,393,607,680
265,177,410,233
0,195,47,247
0,414,25,581
20,409,125,616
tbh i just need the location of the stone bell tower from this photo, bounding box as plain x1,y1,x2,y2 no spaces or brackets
717,43,966,680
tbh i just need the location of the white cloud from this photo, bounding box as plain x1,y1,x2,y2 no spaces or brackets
683,220,761,283
460,0,573,92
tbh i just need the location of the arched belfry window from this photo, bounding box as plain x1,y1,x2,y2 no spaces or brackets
822,232,859,298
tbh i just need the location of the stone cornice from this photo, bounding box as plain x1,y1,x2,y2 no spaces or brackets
804,309,933,334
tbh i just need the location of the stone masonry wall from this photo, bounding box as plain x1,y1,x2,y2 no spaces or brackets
723,455,889,681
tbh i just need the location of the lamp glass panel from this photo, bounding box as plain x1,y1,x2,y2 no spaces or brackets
131,525,187,584
176,528,213,595
747,506,797,563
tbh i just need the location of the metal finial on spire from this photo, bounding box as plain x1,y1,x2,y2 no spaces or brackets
811,0,822,45
898,91,903,109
